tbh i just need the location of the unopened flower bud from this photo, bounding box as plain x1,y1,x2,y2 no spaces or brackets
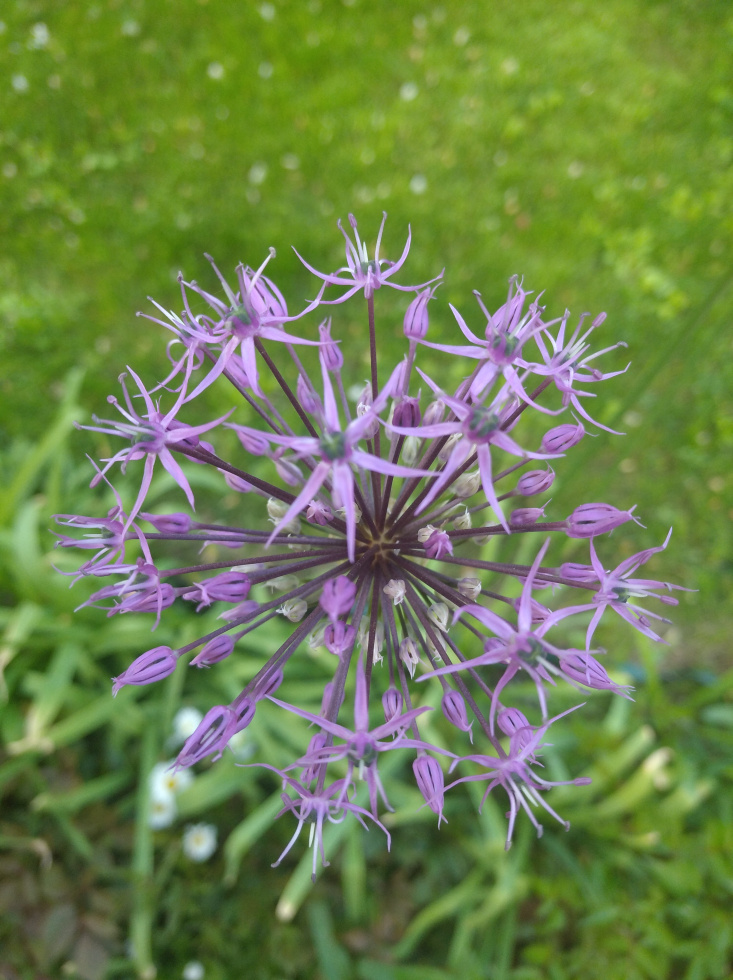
541,422,585,454
392,397,421,428
423,398,446,426
202,572,251,603
263,574,300,593
516,468,555,496
417,524,436,543
560,651,632,697
497,707,534,753
382,687,403,723
453,509,472,532
267,497,301,534
232,696,257,733
335,502,362,524
175,705,239,767
428,602,450,632
509,506,546,526
402,435,420,465
219,600,259,623
559,562,597,584
453,469,481,498
274,456,303,487
234,426,270,456
357,618,385,657
413,755,446,823
399,637,421,677
297,374,321,414
223,471,253,493
255,667,283,700
191,635,235,667
307,622,328,651
438,432,462,462
278,598,308,622
356,382,379,439
112,646,177,696
142,512,192,534
318,317,343,371
458,576,481,600
383,579,406,605
566,502,639,538
441,689,473,741
403,287,434,340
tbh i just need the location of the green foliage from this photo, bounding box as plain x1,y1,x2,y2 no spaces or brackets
1,1,731,977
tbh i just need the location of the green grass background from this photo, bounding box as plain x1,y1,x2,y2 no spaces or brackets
1,1,732,978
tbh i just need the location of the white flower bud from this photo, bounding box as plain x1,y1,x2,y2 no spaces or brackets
383,579,406,605
438,432,462,462
399,637,421,678
453,509,472,531
417,523,437,543
428,602,450,632
401,435,420,466
357,617,385,659
423,398,446,426
335,503,362,524
267,497,289,521
453,469,481,498
307,622,328,651
356,381,379,438
262,574,300,593
458,576,482,600
267,498,300,535
278,598,308,622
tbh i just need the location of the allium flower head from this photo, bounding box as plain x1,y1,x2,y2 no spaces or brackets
58,212,685,870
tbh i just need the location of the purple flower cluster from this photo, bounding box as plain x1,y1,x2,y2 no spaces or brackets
57,213,686,875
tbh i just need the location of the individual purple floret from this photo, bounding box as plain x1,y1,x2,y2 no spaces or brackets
57,212,685,873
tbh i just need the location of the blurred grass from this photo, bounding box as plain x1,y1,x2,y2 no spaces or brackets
1,1,732,978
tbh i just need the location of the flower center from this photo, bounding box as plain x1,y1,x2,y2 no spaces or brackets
466,407,501,442
319,431,347,460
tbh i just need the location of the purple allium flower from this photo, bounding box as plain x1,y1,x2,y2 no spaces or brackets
58,212,686,868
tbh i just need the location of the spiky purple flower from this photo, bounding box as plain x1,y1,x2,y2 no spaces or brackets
57,212,685,871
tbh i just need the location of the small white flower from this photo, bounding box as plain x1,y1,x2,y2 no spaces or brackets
149,792,177,829
183,823,218,862
150,761,193,798
29,23,50,48
182,961,205,980
172,706,204,744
